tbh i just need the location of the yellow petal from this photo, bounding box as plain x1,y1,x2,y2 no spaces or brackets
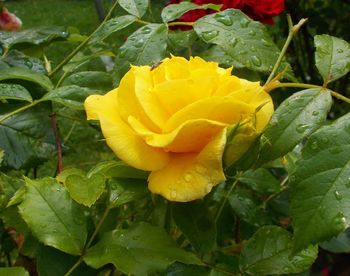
84,91,169,171
85,88,119,120
128,116,227,152
148,129,227,202
117,66,162,132
164,96,254,132
153,77,216,115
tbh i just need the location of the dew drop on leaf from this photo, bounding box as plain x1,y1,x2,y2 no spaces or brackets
296,124,309,133
214,14,233,26
312,110,319,116
202,31,219,41
240,18,250,28
251,56,262,66
311,141,318,150
334,190,343,200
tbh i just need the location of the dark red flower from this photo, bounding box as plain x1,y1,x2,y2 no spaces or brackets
168,0,284,25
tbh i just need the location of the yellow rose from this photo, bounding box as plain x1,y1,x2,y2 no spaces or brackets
84,56,273,202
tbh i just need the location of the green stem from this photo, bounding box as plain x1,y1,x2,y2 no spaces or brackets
0,100,42,124
265,15,308,85
214,174,241,224
135,19,152,25
86,205,112,249
269,82,350,104
64,258,83,276
64,205,112,276
49,0,119,77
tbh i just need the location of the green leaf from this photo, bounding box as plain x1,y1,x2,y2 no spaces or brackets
162,2,221,23
108,178,148,207
257,88,332,165
239,226,318,275
113,24,168,83
0,83,32,102
42,85,96,109
118,0,149,18
168,30,198,50
0,50,46,73
0,27,68,50
84,222,202,275
194,9,290,73
87,160,148,179
7,185,26,207
239,168,280,195
0,267,29,276
65,173,106,207
18,177,87,255
0,67,53,91
0,104,56,169
291,113,350,253
228,186,271,226
321,228,350,253
0,172,24,207
0,148,3,164
314,34,350,84
172,201,216,255
61,71,113,91
89,15,136,44
37,246,96,276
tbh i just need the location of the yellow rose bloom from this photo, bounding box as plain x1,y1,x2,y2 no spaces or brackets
84,56,273,202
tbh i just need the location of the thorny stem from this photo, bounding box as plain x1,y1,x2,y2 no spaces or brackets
215,173,241,224
265,15,308,86
49,0,119,77
265,81,350,104
50,112,63,175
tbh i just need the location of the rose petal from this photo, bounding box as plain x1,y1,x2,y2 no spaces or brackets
117,66,162,132
148,129,227,202
128,116,227,152
164,96,254,132
85,91,169,171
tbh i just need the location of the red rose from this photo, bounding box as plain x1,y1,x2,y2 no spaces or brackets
168,0,284,25
0,8,22,31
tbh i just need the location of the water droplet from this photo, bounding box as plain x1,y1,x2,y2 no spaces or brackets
296,124,308,133
251,56,261,66
135,40,144,47
321,137,329,144
332,213,346,232
230,37,238,47
312,110,319,116
240,18,250,28
329,146,342,154
249,30,256,36
337,49,344,53
311,141,318,150
261,38,272,47
214,14,233,26
334,190,343,200
195,165,206,174
142,27,151,34
202,30,219,41
250,46,256,52
346,177,350,188
184,173,192,182
284,100,290,106
25,60,33,68
238,50,247,55
119,49,127,58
